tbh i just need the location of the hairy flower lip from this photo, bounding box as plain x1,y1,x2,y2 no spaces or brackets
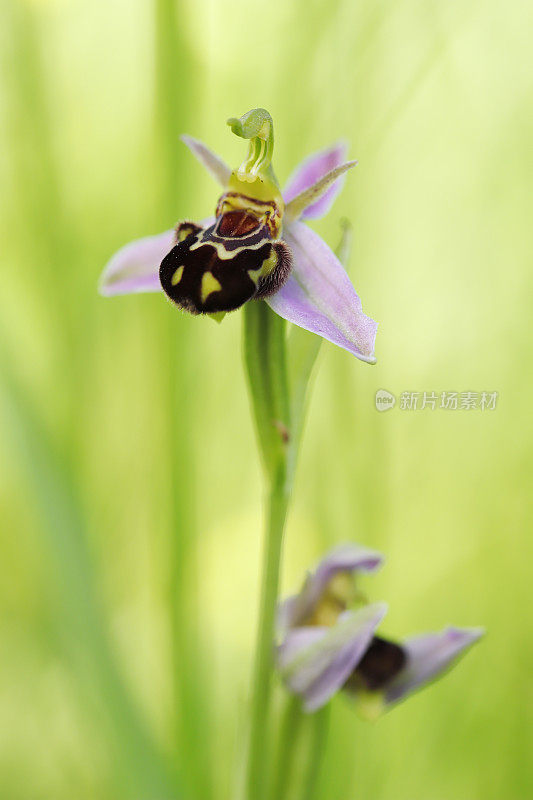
99,134,377,362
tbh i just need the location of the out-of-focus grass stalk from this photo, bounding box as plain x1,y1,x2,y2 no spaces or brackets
3,4,178,797
4,1,81,413
0,339,179,800
4,2,68,290
153,2,213,797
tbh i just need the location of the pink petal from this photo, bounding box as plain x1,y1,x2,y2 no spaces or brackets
181,135,232,187
278,604,388,713
99,230,173,296
283,141,348,220
267,221,377,362
99,218,214,297
385,627,485,706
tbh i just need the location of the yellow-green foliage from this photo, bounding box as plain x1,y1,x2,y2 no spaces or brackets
0,0,531,798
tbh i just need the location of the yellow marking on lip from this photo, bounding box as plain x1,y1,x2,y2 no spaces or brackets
171,266,184,285
260,248,278,276
201,271,222,303
189,236,267,259
248,247,278,286
177,226,194,241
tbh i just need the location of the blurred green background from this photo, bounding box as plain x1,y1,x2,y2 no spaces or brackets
1,0,531,798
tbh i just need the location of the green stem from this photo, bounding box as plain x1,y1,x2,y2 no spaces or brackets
242,220,353,798
270,696,304,800
247,465,291,799
243,302,292,800
298,706,331,800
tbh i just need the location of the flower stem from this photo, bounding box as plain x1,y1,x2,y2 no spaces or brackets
246,465,291,799
270,695,304,800
298,705,330,800
243,302,292,800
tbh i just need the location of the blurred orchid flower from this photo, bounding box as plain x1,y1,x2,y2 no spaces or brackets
277,544,484,714
99,109,377,362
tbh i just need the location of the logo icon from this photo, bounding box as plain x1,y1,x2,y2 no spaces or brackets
375,389,396,412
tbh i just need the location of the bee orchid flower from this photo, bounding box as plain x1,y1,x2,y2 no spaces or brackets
277,544,484,715
99,109,377,362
